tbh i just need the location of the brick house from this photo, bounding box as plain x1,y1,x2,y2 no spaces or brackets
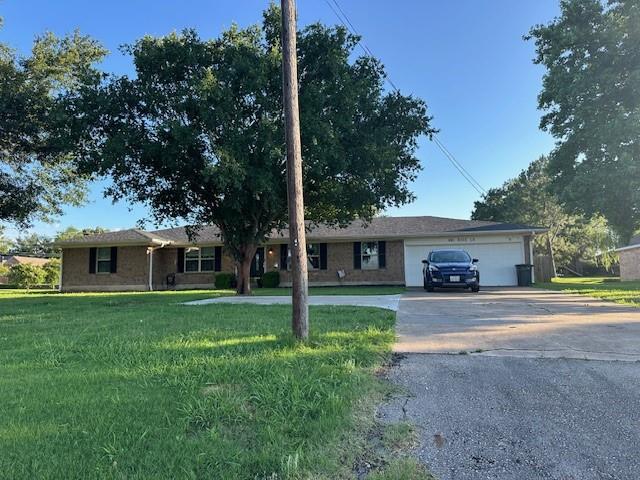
615,235,640,281
55,216,546,292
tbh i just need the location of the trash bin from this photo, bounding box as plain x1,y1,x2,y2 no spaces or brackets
515,264,533,287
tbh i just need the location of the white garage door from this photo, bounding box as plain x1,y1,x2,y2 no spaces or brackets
404,238,525,287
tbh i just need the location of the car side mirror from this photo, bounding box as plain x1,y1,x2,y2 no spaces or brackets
422,259,429,264
472,258,479,263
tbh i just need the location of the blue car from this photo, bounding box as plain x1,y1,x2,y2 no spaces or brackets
422,249,480,293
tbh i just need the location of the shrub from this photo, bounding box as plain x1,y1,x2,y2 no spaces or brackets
261,271,280,288
8,264,45,289
215,273,236,289
42,259,61,288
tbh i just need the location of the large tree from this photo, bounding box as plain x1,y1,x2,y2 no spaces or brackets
472,156,618,271
0,25,107,225
74,7,434,293
527,0,640,242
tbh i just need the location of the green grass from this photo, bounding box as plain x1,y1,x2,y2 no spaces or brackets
256,286,406,296
536,276,640,306
0,289,398,479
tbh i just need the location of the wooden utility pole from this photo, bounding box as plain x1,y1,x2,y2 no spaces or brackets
281,0,309,339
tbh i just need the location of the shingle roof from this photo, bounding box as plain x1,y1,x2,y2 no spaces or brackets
54,229,171,247
57,216,546,247
4,255,51,266
630,235,640,246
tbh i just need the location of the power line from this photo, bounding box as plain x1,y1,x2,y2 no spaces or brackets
323,0,486,197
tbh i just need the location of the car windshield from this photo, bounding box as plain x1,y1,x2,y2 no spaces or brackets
430,250,471,263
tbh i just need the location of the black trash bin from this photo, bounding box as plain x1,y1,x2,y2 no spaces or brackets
515,264,533,287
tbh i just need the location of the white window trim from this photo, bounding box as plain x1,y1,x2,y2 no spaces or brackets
184,247,216,273
96,247,112,274
360,241,380,270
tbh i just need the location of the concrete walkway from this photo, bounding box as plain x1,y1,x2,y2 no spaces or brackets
185,294,402,311
395,288,640,361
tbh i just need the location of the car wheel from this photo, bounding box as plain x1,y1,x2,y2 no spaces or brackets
471,285,480,293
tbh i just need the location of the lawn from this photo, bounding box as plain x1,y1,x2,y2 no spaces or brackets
536,277,640,306
0,289,421,479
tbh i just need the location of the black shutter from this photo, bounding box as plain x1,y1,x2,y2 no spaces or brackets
110,247,118,273
177,248,185,273
214,246,222,272
320,243,328,270
89,247,97,274
280,244,288,271
378,241,386,269
353,242,361,270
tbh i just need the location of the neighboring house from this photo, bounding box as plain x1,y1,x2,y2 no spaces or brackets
1,255,51,267
615,235,640,281
0,255,51,285
54,216,546,292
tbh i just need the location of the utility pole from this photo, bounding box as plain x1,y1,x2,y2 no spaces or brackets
281,0,309,340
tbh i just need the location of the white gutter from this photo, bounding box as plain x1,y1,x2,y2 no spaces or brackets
614,244,640,253
147,242,169,291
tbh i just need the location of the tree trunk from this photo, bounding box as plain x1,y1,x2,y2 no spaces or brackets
235,244,257,295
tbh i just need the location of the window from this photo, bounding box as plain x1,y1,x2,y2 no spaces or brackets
96,247,112,273
429,250,471,263
285,243,322,270
361,242,379,270
185,247,216,272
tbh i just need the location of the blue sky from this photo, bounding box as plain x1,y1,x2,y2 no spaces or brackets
1,0,559,238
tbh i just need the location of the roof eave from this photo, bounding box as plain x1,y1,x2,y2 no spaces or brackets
56,239,171,248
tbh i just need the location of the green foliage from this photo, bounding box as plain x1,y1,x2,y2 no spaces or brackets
0,28,107,226
72,6,434,289
8,263,45,289
42,259,61,287
472,157,618,269
54,226,109,242
214,272,236,289
0,263,9,277
261,270,280,288
0,290,394,478
0,226,13,253
527,0,640,242
10,233,56,257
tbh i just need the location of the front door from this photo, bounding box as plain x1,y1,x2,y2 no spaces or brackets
251,247,265,277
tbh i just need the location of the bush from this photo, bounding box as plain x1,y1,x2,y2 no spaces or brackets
215,273,236,289
261,271,280,288
8,264,45,289
42,259,61,288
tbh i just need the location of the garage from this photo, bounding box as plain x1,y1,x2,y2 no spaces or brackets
404,234,528,287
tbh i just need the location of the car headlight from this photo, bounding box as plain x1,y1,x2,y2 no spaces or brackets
469,264,478,272
428,264,439,272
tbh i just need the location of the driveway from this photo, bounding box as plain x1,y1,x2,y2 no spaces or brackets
396,288,640,361
185,294,401,311
381,288,640,480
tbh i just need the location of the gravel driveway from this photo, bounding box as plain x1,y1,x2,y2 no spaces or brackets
383,288,640,480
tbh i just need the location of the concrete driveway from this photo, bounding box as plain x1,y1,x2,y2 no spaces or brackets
382,288,640,479
396,288,640,361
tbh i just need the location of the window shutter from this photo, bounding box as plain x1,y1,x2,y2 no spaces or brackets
320,243,328,270
89,247,97,274
280,244,288,271
177,248,185,273
353,242,361,270
378,241,386,269
110,247,118,273
214,246,222,272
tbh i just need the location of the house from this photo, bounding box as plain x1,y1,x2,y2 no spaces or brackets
615,235,640,281
1,255,51,267
54,216,546,292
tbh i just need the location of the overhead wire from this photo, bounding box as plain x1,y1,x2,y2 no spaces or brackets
323,0,487,197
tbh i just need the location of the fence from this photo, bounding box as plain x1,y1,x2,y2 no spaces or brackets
534,255,554,283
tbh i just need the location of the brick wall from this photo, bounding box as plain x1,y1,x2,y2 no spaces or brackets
61,246,149,291
620,248,640,281
152,247,236,289
266,240,405,286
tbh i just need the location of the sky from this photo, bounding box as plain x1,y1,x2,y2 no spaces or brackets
0,0,560,239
